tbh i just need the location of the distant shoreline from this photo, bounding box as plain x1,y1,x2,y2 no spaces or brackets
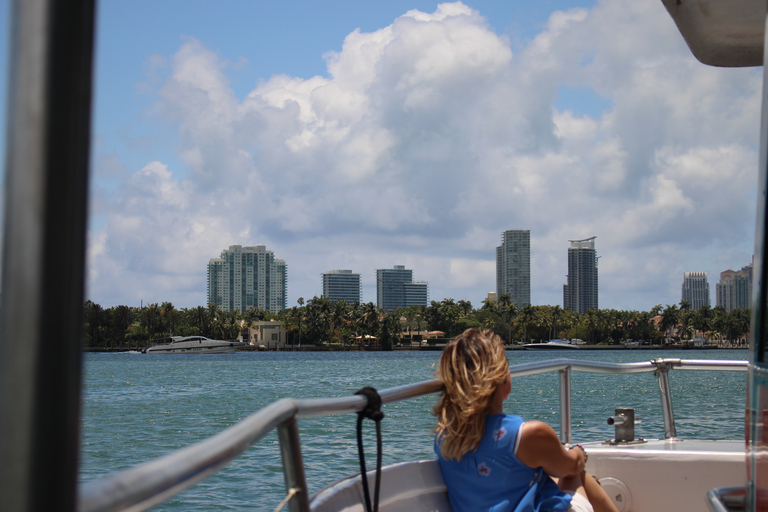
83,344,748,353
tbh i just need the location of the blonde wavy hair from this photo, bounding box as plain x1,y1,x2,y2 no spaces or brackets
434,328,510,461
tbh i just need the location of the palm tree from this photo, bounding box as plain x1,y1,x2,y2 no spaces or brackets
378,312,398,351
331,300,349,346
520,305,535,344
190,305,209,335
691,305,713,344
305,296,333,344
84,300,104,348
583,309,598,344
496,295,518,343
457,299,473,317
661,304,680,343
594,309,612,344
140,303,161,340
360,302,379,342
112,304,133,348
732,307,751,346
221,309,242,341
160,301,178,336
549,305,564,340
480,296,498,312
438,298,461,337
712,306,729,346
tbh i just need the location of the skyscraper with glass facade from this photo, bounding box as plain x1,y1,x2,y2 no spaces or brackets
682,271,710,310
563,237,598,314
376,265,428,311
496,230,531,307
322,269,362,303
207,244,287,314
716,260,753,312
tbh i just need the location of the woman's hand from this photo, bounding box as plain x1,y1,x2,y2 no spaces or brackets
516,421,585,478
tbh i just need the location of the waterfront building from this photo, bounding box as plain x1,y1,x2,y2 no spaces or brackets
322,269,362,303
207,244,287,314
563,237,598,314
496,230,531,307
681,271,710,309
240,320,286,349
376,265,429,311
716,261,753,312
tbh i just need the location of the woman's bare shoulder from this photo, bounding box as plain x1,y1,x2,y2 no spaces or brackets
518,420,576,475
520,420,559,442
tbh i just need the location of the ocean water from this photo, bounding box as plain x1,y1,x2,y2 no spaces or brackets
80,349,748,510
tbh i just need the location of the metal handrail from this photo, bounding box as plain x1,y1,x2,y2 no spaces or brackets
706,486,747,512
78,379,444,512
508,358,747,442
77,358,747,512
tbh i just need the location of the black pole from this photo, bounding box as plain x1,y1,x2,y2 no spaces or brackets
0,0,96,510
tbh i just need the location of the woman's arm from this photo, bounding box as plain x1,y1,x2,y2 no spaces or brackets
515,421,585,478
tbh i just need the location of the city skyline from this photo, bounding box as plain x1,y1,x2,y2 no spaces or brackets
131,235,755,312
183,238,754,312
35,1,759,312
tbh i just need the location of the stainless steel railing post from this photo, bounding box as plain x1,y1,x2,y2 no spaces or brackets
1,0,96,510
278,417,310,512
559,366,572,444
653,359,678,439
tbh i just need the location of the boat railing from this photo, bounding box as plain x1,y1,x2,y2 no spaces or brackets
78,358,747,512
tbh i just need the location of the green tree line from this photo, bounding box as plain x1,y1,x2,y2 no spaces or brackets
82,295,751,350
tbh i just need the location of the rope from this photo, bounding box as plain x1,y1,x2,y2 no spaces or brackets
355,386,385,512
271,487,300,512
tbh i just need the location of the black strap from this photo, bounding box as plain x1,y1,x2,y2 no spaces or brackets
355,387,384,512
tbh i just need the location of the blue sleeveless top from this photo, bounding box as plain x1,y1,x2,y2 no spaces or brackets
435,414,573,512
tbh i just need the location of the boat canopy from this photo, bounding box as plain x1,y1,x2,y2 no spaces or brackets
661,0,765,67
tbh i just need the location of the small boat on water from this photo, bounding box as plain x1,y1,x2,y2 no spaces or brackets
523,339,579,350
143,336,247,354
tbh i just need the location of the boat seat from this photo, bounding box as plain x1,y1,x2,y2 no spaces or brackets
310,459,453,512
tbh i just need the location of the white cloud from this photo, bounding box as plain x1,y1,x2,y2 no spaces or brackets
87,0,761,311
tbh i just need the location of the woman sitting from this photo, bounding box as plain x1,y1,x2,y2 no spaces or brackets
434,328,618,512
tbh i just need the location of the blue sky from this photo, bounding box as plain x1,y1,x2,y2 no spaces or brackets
1,0,762,312
87,1,596,194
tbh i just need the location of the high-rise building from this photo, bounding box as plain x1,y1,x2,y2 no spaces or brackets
207,244,287,314
496,230,531,307
681,272,710,310
563,237,598,314
322,269,362,303
716,261,752,312
376,265,428,311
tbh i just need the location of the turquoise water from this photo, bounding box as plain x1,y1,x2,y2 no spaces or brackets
80,349,748,510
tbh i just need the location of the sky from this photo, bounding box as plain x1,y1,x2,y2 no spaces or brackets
0,0,762,312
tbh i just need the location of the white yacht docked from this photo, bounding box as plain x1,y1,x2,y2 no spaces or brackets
143,336,247,354
523,339,579,350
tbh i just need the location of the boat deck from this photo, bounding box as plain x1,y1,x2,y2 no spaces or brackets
310,440,746,512
584,439,745,511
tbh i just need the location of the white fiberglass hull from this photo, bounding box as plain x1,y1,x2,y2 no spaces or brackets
523,341,579,350
309,439,745,512
144,337,246,354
